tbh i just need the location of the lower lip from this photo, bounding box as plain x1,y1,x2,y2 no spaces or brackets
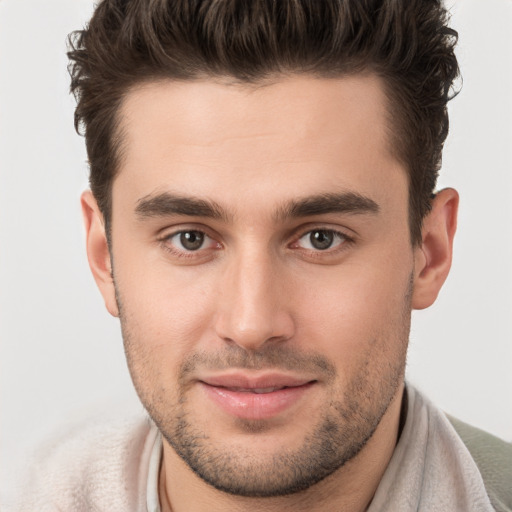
200,382,315,420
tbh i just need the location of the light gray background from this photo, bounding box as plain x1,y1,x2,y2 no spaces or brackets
1,0,511,499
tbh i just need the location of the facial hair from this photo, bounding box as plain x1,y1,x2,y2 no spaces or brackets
117,278,411,497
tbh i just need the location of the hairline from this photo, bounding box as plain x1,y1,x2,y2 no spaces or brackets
102,69,421,246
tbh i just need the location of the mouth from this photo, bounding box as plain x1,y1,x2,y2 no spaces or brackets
219,386,294,394
198,373,317,420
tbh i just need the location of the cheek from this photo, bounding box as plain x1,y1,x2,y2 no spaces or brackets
293,256,412,366
113,249,220,360
116,265,222,406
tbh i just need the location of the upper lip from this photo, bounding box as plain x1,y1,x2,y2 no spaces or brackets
199,372,315,390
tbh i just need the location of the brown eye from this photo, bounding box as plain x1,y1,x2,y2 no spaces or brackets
297,229,346,251
167,230,207,251
161,228,221,261
310,230,334,250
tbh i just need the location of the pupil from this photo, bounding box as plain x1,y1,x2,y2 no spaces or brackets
180,231,204,251
310,230,333,250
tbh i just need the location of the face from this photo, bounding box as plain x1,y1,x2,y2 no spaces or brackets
106,75,416,496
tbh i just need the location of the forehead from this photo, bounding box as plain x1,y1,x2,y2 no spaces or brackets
114,74,406,215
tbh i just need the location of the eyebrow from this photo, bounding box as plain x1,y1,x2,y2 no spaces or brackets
135,192,228,221
135,191,379,222
275,192,380,220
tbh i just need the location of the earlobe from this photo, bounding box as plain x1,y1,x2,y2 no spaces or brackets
412,188,459,310
81,190,119,317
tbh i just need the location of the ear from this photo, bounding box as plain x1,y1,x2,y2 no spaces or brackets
412,188,459,310
81,190,119,317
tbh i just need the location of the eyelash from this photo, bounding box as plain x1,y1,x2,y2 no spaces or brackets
158,229,220,260
292,228,353,254
157,226,354,260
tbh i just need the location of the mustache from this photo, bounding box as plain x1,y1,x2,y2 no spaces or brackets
180,344,337,380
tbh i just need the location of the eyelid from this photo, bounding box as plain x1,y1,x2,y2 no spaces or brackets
297,229,346,249
157,222,222,241
156,223,355,261
157,225,223,259
169,231,215,250
287,225,355,259
289,223,355,243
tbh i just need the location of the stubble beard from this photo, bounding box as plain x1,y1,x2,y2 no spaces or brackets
117,282,411,498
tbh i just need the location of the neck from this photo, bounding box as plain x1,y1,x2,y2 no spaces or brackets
159,384,405,512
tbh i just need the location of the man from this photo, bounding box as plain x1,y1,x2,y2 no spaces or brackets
8,0,511,511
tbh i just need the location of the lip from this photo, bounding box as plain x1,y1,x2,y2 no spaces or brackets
199,372,316,420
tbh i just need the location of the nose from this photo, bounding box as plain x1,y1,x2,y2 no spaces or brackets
214,249,295,351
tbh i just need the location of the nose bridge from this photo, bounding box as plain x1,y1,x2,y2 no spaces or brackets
215,242,294,350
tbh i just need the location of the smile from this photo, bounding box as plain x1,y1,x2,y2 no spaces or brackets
199,373,317,420
222,386,287,394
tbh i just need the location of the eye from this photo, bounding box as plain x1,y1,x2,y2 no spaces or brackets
167,230,214,252
296,229,347,251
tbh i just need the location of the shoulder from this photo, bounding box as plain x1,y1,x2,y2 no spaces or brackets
8,413,158,512
447,415,512,512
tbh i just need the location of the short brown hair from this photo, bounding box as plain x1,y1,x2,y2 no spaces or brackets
68,0,459,244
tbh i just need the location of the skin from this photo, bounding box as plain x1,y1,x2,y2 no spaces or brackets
82,74,458,512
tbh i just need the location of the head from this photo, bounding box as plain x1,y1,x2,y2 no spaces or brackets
72,0,459,500
69,0,459,246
